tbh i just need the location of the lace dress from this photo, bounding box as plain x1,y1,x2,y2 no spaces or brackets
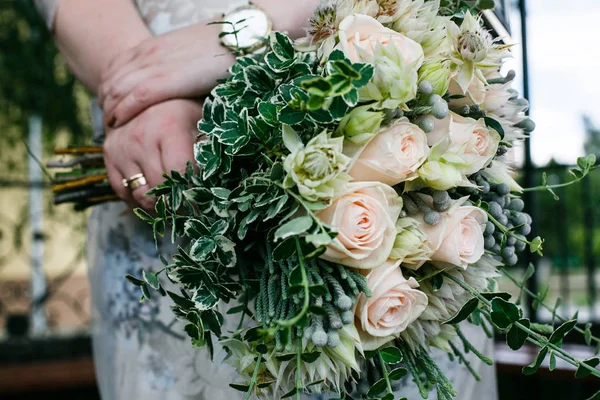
36,1,497,399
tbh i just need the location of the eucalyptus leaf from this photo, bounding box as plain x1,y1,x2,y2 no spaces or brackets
507,318,530,350
443,298,479,325
491,298,521,330
379,347,403,364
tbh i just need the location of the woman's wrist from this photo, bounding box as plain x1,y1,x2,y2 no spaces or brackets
252,0,318,38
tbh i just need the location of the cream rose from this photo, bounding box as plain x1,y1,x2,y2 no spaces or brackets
348,118,429,186
335,14,423,64
416,195,487,269
317,182,402,269
427,112,500,175
335,14,424,109
356,259,428,351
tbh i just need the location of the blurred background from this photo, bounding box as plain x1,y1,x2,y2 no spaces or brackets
0,0,598,399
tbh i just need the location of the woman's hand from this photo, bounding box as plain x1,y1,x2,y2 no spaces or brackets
98,0,320,129
103,99,202,211
98,22,234,129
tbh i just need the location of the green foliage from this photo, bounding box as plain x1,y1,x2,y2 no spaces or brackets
443,297,479,325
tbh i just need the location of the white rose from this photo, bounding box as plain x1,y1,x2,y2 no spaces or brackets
348,118,429,186
334,14,424,109
427,112,501,175
356,259,428,351
317,182,402,269
335,14,423,65
416,195,487,269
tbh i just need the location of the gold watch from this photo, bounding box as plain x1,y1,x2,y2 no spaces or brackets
219,3,272,55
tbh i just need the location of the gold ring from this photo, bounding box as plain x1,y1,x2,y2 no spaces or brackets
122,173,147,191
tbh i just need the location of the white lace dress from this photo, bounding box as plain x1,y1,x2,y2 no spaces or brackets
37,1,498,399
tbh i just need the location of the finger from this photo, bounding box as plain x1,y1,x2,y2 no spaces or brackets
120,162,156,212
108,65,200,128
159,125,197,177
101,67,157,127
135,144,166,190
105,157,135,208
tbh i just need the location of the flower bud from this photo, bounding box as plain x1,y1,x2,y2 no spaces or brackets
389,217,428,265
337,105,384,145
418,58,452,96
418,160,463,190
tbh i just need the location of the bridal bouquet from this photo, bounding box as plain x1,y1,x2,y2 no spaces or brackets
124,0,600,398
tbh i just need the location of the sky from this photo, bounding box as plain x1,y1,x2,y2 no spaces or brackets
507,0,600,166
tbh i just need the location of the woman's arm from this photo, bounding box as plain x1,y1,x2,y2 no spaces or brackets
98,0,320,127
51,0,152,92
48,1,203,211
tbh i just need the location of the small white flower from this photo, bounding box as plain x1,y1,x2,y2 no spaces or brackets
282,126,351,204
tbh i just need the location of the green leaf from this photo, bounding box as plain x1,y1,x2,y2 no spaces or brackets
443,297,479,325
141,284,152,301
480,292,512,301
301,77,332,97
476,0,495,10
142,270,160,290
278,105,306,125
367,378,387,397
351,63,374,87
276,353,296,362
308,306,327,315
244,65,275,93
289,266,303,285
523,263,535,282
331,60,361,79
547,351,557,371
258,101,279,126
211,187,231,200
167,290,195,308
575,357,600,378
270,162,285,181
190,237,217,261
309,284,328,296
133,208,154,224
125,274,144,287
229,383,250,392
281,387,298,398
155,196,166,219
379,347,403,364
388,367,408,381
256,344,268,354
549,319,577,345
522,346,549,375
584,323,593,346
273,238,296,261
530,322,554,335
301,351,321,363
342,88,359,106
270,31,294,61
381,393,394,400
193,287,219,311
274,216,313,241
432,274,444,291
305,233,332,247
507,318,530,350
484,117,505,139
490,298,521,330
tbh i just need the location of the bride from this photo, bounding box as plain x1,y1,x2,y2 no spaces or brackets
35,0,497,398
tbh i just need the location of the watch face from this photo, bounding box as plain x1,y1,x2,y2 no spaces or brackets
221,7,271,50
